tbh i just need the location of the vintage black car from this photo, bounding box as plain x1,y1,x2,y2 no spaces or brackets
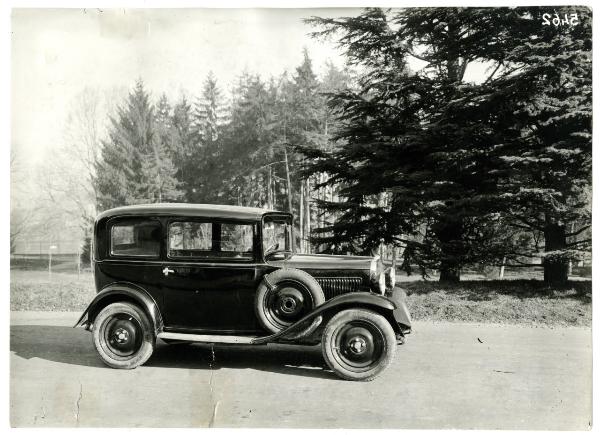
75,203,412,381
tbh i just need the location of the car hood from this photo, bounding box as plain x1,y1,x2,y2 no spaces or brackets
268,253,375,271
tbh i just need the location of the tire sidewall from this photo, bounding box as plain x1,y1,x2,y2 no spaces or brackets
93,302,155,369
322,308,396,381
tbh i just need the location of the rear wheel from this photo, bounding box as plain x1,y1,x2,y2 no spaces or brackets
322,309,396,381
92,302,155,369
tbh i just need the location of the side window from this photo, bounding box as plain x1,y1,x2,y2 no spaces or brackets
169,222,212,257
110,219,161,257
221,223,254,254
168,221,254,260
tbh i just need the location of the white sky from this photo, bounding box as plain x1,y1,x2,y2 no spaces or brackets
11,8,361,165
11,7,493,168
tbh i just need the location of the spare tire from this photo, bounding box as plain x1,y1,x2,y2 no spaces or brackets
255,268,325,334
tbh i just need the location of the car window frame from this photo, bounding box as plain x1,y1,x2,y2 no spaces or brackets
260,212,295,261
107,217,163,260
166,217,258,263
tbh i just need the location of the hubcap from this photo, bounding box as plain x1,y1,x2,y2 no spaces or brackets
103,314,143,357
265,282,313,329
113,327,130,344
332,321,385,371
348,336,367,354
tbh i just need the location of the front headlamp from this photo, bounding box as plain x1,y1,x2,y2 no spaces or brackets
386,266,396,289
378,271,386,294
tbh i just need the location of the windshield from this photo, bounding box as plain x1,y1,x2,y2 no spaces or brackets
263,216,293,256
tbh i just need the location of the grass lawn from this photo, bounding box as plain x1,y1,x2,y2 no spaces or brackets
10,270,96,312
402,280,591,327
10,269,591,327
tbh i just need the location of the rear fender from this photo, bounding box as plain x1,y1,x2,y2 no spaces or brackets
252,292,398,344
73,282,163,335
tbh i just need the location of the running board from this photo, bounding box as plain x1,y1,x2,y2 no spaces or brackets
157,332,257,344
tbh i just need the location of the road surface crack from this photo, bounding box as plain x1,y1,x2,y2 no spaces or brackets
33,398,46,425
208,400,220,428
207,344,218,427
75,382,83,423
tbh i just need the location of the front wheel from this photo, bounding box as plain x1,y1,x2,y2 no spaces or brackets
322,309,396,381
92,302,155,369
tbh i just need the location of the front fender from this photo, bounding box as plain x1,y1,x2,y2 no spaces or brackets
73,282,163,335
252,292,397,344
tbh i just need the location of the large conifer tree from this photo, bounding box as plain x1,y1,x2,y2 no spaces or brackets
94,81,182,210
303,7,591,283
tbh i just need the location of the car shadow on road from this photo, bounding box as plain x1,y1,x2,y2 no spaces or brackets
147,341,335,380
10,325,337,380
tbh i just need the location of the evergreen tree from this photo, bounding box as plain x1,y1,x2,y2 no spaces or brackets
171,95,201,201
145,94,183,202
303,7,591,282
94,81,182,210
194,71,228,143
220,73,280,206
487,7,592,283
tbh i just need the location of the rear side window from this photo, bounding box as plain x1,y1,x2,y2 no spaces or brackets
110,219,161,258
169,221,254,260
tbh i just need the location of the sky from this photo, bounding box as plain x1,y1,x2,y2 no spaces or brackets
11,8,361,166
11,7,493,170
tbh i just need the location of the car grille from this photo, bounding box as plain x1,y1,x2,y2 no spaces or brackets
316,277,364,299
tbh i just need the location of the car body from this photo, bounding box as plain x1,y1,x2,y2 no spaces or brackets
75,203,412,381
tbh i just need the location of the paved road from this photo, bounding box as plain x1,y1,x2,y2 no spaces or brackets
10,311,592,429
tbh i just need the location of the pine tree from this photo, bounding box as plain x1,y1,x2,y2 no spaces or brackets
303,7,591,282
487,7,592,284
144,94,183,203
171,95,201,201
194,71,228,143
286,50,330,252
94,81,182,210
95,80,153,210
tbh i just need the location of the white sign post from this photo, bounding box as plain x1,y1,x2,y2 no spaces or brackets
48,245,57,278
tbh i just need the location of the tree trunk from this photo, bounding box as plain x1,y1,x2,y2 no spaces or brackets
304,177,311,254
283,146,292,213
543,222,569,285
299,183,304,253
434,216,463,283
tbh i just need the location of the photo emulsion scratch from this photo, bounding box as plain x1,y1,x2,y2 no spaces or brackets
9,6,592,429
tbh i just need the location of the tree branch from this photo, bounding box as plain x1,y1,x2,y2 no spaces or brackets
566,225,591,237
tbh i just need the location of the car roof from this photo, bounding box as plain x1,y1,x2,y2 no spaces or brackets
96,203,289,222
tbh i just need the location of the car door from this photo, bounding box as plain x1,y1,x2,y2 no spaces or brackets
160,218,263,333
95,216,165,310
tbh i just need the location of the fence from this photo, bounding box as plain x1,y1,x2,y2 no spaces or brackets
10,253,91,274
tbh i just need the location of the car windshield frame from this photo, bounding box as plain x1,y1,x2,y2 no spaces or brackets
261,214,294,260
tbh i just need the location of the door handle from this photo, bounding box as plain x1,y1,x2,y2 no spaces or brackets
162,267,175,277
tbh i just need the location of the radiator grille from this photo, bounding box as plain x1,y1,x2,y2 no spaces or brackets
316,277,364,299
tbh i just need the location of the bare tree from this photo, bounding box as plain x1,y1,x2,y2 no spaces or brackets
37,87,119,221
33,87,120,261
10,147,34,253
